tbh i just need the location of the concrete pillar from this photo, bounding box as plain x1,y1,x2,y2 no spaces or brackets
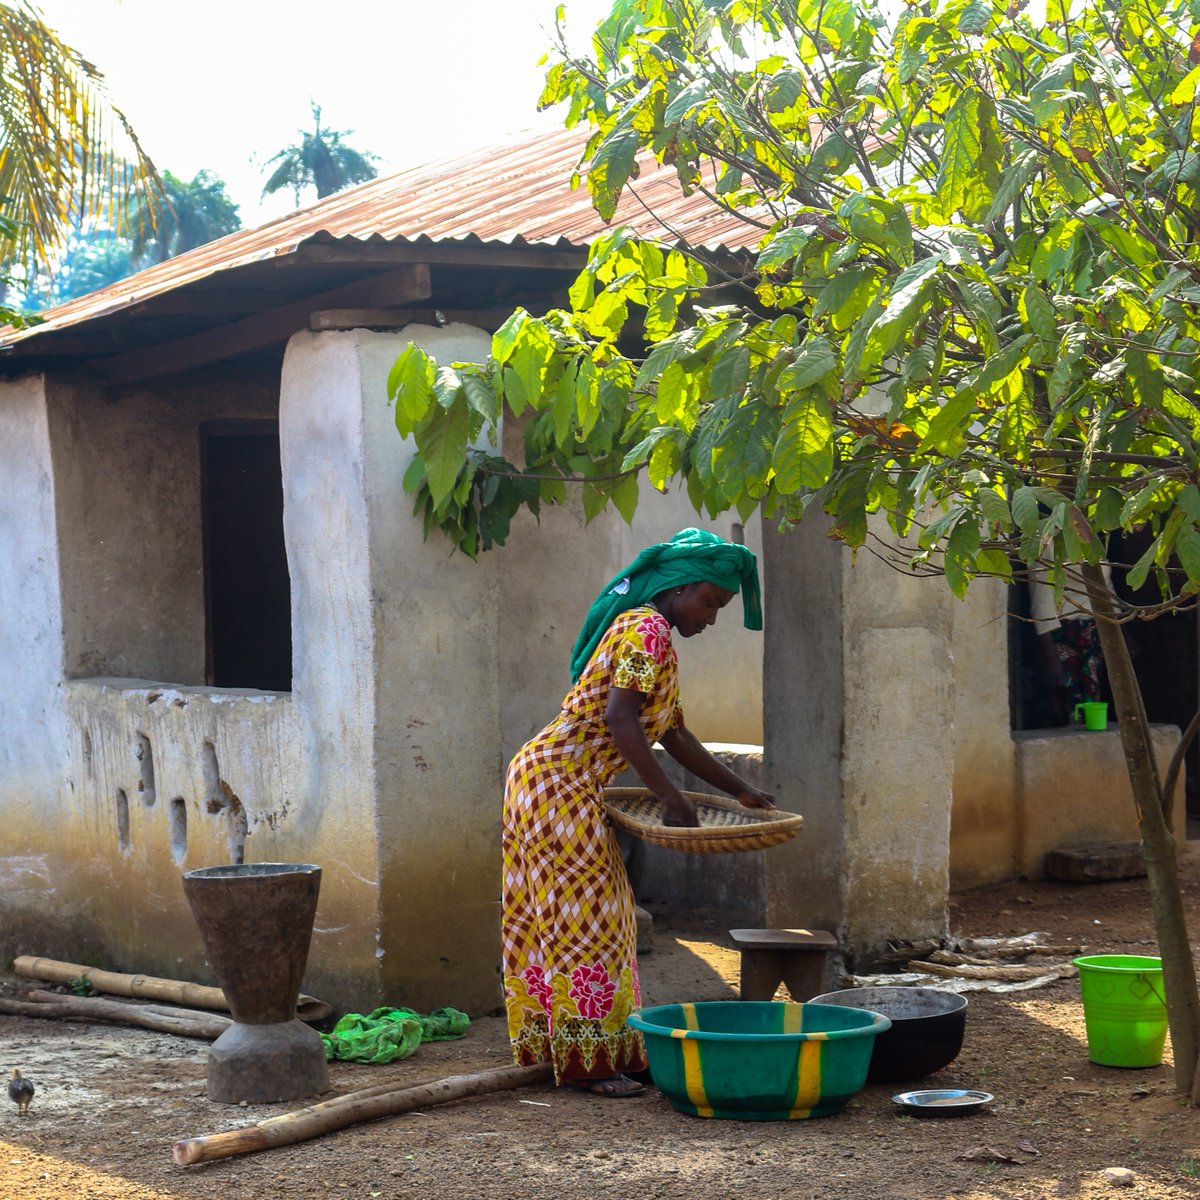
762,515,955,966
950,579,1017,887
282,324,502,1014
0,376,70,953
761,516,846,936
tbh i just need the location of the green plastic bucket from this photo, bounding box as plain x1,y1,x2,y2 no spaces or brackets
1073,954,1167,1068
627,1001,890,1120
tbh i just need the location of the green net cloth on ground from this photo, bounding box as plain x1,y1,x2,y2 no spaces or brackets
320,1005,471,1064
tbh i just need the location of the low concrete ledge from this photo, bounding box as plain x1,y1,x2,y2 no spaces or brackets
1013,723,1184,880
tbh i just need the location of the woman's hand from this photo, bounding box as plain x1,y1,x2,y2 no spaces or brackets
736,786,776,810
659,788,699,828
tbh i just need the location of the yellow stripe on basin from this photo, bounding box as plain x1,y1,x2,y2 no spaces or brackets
673,1003,713,1118
789,1035,825,1118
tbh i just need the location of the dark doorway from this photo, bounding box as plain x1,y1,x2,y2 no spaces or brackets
1009,576,1052,730
201,422,292,691
1110,529,1199,820
1009,548,1200,821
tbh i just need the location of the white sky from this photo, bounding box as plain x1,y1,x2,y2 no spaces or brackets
34,0,613,228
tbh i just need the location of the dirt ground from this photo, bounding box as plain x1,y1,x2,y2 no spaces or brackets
5,857,1200,1200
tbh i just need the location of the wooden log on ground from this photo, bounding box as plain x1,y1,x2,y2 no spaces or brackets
173,1062,554,1166
0,991,232,1039
910,960,1077,981
12,956,332,1021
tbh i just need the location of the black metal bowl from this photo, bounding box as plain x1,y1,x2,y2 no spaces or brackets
809,987,967,1083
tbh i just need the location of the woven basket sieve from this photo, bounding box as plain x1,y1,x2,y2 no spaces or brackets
603,787,803,854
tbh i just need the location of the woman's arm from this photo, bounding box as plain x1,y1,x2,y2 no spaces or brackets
659,725,776,809
606,687,698,826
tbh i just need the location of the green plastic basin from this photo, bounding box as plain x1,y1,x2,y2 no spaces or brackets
627,1000,891,1120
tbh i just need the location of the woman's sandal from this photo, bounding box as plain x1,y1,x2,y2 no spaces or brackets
564,1073,647,1098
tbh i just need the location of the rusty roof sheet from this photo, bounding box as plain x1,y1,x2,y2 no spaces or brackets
9,124,762,345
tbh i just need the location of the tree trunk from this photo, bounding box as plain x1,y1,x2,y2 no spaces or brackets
1082,563,1200,1095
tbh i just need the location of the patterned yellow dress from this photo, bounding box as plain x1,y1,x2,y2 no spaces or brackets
501,605,682,1082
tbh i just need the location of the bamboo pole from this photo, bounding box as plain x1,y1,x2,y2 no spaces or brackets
173,1063,554,1166
0,991,232,1039
12,956,332,1021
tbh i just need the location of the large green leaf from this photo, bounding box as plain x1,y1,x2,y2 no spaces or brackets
944,515,981,598
621,425,676,471
757,226,815,272
664,79,710,125
656,360,686,421
764,67,804,112
417,395,470,509
867,256,943,360
983,150,1039,225
708,344,751,400
506,321,556,414
462,373,500,425
811,266,879,328
779,337,837,390
1126,347,1164,409
389,345,436,438
492,309,529,366
919,391,976,455
1176,521,1200,586
936,90,981,216
1019,283,1057,342
1029,53,1078,124
587,123,641,221
773,394,834,491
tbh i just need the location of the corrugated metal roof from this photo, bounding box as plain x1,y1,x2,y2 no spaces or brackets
6,125,761,347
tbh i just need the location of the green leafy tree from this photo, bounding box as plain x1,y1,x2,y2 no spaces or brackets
20,224,134,308
0,1,158,272
19,168,239,310
129,169,241,264
389,0,1200,1096
261,103,379,204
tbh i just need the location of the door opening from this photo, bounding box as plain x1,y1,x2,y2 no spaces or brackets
201,422,291,692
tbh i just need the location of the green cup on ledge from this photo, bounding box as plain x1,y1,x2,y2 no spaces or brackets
1074,701,1109,731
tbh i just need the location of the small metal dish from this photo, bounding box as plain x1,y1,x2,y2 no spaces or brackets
892,1088,994,1116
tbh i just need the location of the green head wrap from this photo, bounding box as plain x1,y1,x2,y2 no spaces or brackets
569,527,763,682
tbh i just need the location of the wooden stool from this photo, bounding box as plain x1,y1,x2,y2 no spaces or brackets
729,928,838,1001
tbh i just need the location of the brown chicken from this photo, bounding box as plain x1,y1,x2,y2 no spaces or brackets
8,1068,34,1116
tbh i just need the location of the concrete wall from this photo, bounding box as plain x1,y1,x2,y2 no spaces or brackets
762,514,956,968
840,524,955,961
56,680,312,982
760,516,846,937
0,365,385,1007
49,372,278,684
497,495,625,760
1013,724,1184,879
945,578,1185,888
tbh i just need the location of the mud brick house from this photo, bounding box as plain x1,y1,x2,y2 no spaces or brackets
0,128,1183,1013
